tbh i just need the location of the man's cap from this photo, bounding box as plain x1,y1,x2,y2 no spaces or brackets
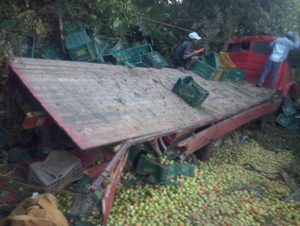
286,31,294,37
189,32,201,40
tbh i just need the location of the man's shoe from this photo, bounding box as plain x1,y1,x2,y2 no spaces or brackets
256,83,261,87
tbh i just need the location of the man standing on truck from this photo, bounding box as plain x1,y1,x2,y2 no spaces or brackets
256,31,300,90
174,32,202,73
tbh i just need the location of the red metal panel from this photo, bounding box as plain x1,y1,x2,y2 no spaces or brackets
22,111,54,129
100,153,128,225
179,99,282,155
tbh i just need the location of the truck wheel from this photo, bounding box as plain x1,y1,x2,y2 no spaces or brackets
195,144,212,162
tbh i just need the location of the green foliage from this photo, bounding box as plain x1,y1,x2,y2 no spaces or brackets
0,0,300,68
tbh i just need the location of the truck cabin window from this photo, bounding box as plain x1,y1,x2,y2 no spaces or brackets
252,42,272,55
227,42,250,52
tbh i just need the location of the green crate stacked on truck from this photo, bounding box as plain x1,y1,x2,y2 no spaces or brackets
229,68,246,80
192,60,224,81
193,52,232,81
219,69,231,81
172,75,209,108
142,51,168,69
201,52,220,68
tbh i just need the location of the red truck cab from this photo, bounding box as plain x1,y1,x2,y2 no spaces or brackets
225,35,297,97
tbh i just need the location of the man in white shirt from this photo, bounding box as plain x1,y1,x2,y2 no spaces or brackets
256,31,299,90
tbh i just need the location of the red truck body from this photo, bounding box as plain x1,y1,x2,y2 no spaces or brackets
7,35,297,225
226,35,295,93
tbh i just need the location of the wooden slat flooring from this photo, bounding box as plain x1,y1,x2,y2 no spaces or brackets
10,58,274,150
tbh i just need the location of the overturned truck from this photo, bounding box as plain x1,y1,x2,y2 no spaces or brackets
7,35,297,225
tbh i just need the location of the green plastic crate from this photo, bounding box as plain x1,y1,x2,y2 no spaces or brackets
172,76,209,108
229,68,246,80
177,164,195,177
201,52,220,68
128,144,149,164
147,163,178,184
68,41,103,63
111,48,131,64
130,55,146,65
136,155,160,175
65,31,91,49
62,22,85,36
282,104,295,117
276,113,292,127
192,60,224,81
219,69,230,82
94,35,123,54
142,51,167,69
127,44,153,56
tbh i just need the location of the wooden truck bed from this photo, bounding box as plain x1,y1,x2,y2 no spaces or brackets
10,57,274,150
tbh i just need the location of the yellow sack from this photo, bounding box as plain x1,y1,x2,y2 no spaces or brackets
0,193,68,226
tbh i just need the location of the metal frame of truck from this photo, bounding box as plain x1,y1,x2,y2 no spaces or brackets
7,35,297,225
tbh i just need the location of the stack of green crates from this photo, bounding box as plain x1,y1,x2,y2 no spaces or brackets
194,51,246,82
192,60,223,81
229,68,246,80
276,104,296,128
192,51,225,81
64,22,103,63
200,52,220,68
